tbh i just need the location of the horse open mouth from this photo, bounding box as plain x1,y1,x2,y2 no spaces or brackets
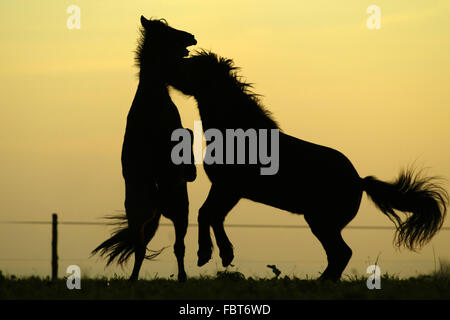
183,39,197,57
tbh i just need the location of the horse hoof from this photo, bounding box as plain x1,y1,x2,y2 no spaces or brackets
220,252,234,267
197,250,212,266
178,273,187,283
197,255,210,267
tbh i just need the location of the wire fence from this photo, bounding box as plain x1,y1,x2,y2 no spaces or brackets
1,215,449,279
2,220,450,230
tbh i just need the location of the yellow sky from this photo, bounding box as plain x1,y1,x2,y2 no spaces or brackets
0,0,449,279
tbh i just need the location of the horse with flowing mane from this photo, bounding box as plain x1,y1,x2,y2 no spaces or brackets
92,17,197,282
167,51,448,281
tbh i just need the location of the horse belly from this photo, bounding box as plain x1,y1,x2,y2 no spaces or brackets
239,134,362,214
240,174,312,214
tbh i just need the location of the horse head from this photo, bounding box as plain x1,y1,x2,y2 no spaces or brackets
136,16,197,68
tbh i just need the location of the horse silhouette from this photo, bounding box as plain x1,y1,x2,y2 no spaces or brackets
167,51,448,281
92,16,197,282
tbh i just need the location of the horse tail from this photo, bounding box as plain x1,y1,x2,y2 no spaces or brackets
91,213,163,266
361,169,448,250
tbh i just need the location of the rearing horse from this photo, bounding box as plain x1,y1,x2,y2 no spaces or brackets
168,51,448,281
92,17,197,282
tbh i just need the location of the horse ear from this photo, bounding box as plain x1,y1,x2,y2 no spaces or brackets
140,15,149,28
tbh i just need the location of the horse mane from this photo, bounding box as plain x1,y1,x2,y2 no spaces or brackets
134,18,169,69
194,50,280,129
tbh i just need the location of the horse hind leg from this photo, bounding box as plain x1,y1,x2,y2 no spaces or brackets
125,181,148,282
129,242,146,281
129,212,161,281
305,214,353,282
166,196,189,282
158,182,189,282
128,218,147,281
173,215,188,282
124,179,161,282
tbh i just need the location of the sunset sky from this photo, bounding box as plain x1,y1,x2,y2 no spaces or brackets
1,0,449,279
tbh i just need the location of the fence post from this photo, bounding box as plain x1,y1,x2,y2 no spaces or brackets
52,213,58,281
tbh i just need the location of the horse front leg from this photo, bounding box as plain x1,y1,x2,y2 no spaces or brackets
197,185,240,267
211,215,235,267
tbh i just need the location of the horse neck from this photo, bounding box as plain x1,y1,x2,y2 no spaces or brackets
196,88,273,130
195,95,220,130
138,73,167,93
138,63,167,87
137,53,173,94
195,87,247,129
128,63,172,118
138,47,172,82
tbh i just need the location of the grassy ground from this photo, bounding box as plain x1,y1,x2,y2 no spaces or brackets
1,270,449,300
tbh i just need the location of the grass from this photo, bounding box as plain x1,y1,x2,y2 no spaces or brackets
433,258,450,279
1,268,449,300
